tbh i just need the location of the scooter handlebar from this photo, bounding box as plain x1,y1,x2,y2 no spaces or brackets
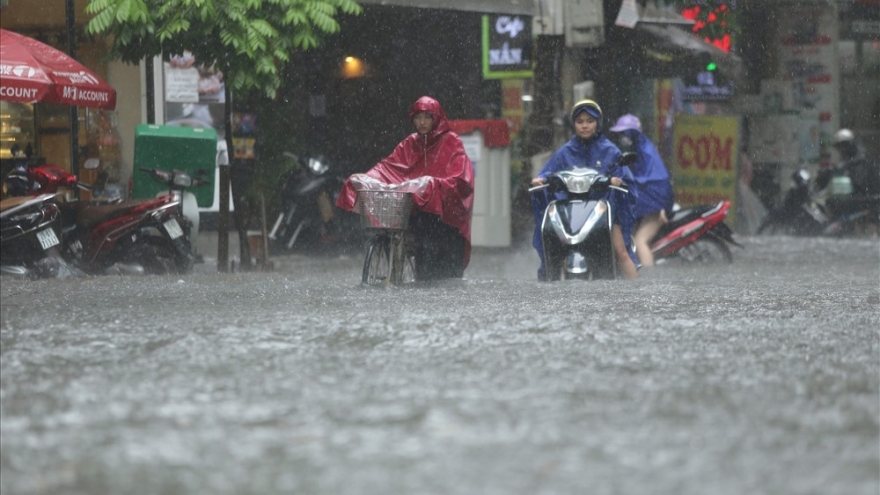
528,183,548,193
528,179,629,194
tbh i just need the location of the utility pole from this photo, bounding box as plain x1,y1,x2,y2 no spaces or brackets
66,0,79,194
217,86,231,272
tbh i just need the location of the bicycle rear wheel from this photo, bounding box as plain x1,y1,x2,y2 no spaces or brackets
362,234,392,286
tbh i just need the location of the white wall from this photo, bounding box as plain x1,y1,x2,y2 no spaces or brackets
106,60,142,190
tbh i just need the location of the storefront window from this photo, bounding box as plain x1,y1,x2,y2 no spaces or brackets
0,101,35,160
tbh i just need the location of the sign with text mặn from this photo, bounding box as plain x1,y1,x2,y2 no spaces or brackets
672,115,739,213
482,14,533,79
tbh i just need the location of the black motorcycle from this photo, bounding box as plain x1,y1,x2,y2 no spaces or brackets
0,193,78,279
268,152,360,252
758,168,879,236
757,168,829,236
822,194,880,237
530,153,638,281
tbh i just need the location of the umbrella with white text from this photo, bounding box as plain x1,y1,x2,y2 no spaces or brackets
0,28,116,110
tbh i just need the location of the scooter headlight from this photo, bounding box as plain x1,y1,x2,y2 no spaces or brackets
562,175,593,194
309,158,329,175
173,173,193,188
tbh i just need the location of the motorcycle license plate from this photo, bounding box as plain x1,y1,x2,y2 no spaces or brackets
163,218,184,240
36,228,60,250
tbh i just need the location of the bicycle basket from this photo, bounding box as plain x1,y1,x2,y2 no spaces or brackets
357,190,414,229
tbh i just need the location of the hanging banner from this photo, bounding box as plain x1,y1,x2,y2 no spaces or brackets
775,4,838,148
566,0,604,47
482,14,533,79
672,115,740,211
162,51,227,138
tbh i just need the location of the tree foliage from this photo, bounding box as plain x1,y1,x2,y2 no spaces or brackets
85,0,362,98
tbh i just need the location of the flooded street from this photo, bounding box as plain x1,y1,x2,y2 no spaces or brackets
1,235,878,495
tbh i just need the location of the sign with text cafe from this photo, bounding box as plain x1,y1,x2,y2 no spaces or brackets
482,13,534,79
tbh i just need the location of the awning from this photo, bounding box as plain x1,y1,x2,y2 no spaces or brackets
636,24,744,83
616,0,696,28
448,119,510,147
354,0,532,15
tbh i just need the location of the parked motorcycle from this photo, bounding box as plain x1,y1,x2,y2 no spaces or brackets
529,153,637,281
650,201,742,264
823,198,880,236
3,161,195,275
757,168,828,236
0,193,78,279
757,167,879,236
58,194,193,275
145,166,209,255
268,152,359,252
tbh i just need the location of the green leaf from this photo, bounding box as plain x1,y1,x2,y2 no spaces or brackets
284,9,308,26
85,0,360,99
116,0,132,21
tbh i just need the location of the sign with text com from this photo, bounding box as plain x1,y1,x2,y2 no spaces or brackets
672,115,740,214
482,14,533,79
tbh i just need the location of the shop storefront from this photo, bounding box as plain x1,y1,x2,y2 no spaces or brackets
0,0,126,199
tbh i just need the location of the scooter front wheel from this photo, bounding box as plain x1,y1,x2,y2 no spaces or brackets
362,232,415,286
362,234,392,286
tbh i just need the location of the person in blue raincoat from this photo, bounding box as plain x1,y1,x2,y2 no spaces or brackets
608,114,674,268
530,99,639,280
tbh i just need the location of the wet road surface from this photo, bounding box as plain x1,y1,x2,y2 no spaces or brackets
1,235,878,495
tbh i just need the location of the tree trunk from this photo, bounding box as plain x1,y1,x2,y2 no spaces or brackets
224,85,252,270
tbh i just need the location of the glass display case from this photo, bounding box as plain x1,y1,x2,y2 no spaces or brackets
0,101,36,159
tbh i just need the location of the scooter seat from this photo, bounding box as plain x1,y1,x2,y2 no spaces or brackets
0,196,35,212
75,199,158,231
0,193,62,216
667,207,698,224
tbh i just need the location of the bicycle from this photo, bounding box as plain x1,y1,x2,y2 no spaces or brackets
357,189,416,286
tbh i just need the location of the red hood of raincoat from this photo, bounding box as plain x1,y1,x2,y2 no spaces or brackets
337,96,475,265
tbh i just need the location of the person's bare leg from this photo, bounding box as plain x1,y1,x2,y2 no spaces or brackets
612,224,638,279
634,211,665,268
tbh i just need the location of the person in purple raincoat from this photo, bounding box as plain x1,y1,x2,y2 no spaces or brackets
608,114,674,268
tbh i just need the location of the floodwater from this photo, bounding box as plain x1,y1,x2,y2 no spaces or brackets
1,235,878,495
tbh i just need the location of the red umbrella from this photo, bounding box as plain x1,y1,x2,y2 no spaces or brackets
0,28,117,110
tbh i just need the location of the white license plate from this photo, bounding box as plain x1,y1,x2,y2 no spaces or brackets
36,228,60,250
163,218,184,240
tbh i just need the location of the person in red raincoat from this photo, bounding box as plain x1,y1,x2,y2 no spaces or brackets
336,96,475,280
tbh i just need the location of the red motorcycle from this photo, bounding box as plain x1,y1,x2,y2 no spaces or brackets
650,201,742,264
4,162,195,275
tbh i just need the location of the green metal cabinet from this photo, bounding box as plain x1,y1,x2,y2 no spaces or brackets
131,124,217,207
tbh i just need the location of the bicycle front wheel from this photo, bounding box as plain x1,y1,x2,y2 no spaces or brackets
362,234,392,286
388,233,417,285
